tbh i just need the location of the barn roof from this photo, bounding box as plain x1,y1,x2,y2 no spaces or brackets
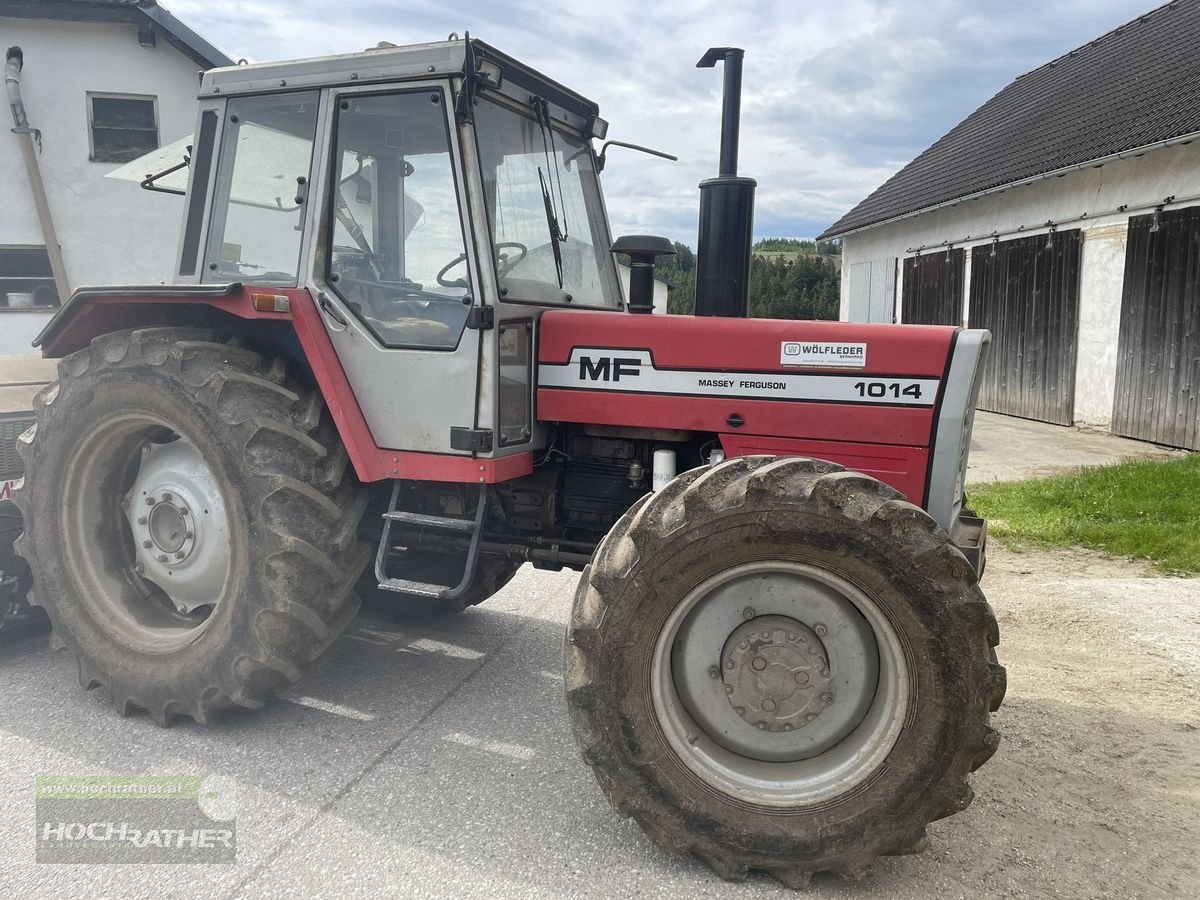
0,0,234,69
819,0,1200,239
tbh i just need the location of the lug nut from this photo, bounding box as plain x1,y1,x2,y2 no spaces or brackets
141,445,151,454
161,493,173,502
821,693,835,704
175,551,185,560
142,540,153,549
184,532,194,540
708,665,721,679
137,516,147,525
762,698,777,712
133,564,144,575
819,668,830,678
724,659,735,670
157,555,168,563
175,603,187,614
145,497,155,506
814,623,827,636
742,607,755,620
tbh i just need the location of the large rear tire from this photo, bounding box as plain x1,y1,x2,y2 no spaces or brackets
14,327,370,724
565,456,1005,887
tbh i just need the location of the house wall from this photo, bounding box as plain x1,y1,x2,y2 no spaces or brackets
0,17,202,353
839,141,1200,427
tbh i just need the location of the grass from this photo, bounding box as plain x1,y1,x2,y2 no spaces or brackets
969,454,1200,575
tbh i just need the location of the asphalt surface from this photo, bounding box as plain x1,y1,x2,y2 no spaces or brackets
0,415,1192,898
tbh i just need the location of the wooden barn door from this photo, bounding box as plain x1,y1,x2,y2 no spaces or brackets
901,249,964,325
969,230,1082,425
1112,206,1200,449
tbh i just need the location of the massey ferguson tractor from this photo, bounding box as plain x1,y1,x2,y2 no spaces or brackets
14,37,1005,887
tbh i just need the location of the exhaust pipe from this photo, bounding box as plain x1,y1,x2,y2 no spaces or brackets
693,47,756,318
5,46,70,303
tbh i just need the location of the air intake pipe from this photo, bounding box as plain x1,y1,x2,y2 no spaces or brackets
693,47,756,318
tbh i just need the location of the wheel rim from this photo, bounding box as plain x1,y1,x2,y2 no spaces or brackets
60,412,232,653
651,560,910,807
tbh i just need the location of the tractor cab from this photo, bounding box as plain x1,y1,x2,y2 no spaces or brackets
179,38,622,456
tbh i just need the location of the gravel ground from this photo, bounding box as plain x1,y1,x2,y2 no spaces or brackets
1,543,1197,899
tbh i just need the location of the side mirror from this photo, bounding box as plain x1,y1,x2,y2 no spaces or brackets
612,235,675,314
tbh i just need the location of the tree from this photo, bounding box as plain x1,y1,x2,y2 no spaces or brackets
658,242,839,320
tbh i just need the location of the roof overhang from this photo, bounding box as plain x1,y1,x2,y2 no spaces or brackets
818,129,1200,242
0,0,234,69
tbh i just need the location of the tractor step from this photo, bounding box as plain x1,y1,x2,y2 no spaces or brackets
381,510,477,532
373,577,446,599
373,482,488,601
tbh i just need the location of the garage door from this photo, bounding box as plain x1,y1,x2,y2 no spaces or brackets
901,249,964,325
968,230,1082,425
1112,206,1200,449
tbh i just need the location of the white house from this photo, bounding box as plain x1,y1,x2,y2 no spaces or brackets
822,0,1200,450
0,0,231,353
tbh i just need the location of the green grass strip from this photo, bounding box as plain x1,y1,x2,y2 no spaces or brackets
969,454,1200,575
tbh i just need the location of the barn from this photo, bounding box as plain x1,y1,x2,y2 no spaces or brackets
821,0,1200,449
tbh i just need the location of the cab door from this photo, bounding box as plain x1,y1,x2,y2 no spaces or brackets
305,84,482,454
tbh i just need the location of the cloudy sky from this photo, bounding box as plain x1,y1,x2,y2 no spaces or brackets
168,0,1159,244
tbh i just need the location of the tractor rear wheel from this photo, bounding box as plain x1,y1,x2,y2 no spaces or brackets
565,456,1005,888
14,327,370,724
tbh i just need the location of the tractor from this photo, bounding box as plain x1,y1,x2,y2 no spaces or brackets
13,37,1005,887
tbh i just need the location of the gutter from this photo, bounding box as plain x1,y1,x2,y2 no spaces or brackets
4,47,70,301
820,129,1200,241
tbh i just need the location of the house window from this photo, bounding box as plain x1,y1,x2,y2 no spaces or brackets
0,246,59,308
88,93,159,163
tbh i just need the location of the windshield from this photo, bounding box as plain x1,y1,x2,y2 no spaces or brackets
474,98,621,308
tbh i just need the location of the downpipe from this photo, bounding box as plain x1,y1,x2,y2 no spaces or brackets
5,47,70,301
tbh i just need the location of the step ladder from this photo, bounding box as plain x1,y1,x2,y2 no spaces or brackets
373,482,487,601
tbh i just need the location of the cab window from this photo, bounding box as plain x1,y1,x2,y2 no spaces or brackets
326,90,473,349
205,92,319,284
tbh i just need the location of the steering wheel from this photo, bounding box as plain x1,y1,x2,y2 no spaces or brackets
436,242,529,288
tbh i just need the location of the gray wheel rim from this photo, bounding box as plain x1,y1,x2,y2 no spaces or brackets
650,560,910,807
61,412,231,653
123,437,231,615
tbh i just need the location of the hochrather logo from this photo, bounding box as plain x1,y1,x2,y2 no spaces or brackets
578,355,642,382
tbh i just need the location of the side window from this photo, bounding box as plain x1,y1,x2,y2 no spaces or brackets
327,90,471,349
0,246,58,307
204,92,320,285
88,93,158,163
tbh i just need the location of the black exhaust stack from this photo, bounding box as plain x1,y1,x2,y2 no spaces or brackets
693,47,756,318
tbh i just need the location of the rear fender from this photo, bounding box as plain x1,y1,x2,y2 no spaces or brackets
36,284,394,482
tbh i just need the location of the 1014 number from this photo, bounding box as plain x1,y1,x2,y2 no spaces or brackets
853,381,923,400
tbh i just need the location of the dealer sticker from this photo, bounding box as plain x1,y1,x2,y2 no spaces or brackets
780,341,867,368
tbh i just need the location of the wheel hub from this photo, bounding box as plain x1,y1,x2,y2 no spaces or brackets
721,616,834,732
123,439,230,614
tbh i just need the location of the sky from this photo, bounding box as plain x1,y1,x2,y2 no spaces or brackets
167,0,1162,245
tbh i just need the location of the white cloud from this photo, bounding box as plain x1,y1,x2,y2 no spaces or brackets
166,0,1159,244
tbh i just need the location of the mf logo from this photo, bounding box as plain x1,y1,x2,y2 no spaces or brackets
578,355,642,382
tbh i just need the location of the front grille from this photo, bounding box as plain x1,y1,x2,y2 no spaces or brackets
0,415,34,481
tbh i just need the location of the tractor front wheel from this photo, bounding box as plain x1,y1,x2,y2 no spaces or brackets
565,456,1005,887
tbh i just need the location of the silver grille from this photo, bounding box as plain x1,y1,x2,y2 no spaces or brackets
0,415,34,481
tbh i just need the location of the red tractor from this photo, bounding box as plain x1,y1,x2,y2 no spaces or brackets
14,38,1004,886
